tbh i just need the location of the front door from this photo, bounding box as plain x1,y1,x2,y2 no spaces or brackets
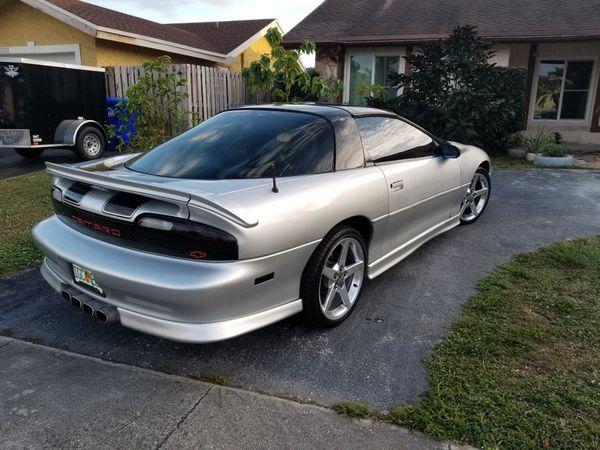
355,116,461,256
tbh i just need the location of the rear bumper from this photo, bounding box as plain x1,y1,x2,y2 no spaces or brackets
33,216,316,343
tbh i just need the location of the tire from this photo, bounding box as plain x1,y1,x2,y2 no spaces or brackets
75,126,106,160
15,148,44,159
301,225,367,327
460,167,491,225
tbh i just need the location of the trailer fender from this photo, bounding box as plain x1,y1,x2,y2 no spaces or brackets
54,120,108,146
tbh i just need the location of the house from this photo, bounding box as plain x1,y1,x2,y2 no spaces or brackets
283,0,600,144
0,0,280,71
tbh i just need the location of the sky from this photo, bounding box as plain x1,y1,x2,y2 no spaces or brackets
83,0,325,66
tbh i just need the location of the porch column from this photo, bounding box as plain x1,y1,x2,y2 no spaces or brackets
404,46,414,74
522,43,537,130
591,70,600,133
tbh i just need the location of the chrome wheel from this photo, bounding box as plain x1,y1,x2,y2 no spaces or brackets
461,171,490,223
82,133,102,157
318,237,365,320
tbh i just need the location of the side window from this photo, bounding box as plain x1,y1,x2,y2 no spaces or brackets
356,116,437,162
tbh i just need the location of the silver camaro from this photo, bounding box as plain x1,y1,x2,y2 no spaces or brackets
33,104,491,343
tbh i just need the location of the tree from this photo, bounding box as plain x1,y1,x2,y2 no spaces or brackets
369,25,526,153
242,28,343,102
110,55,189,152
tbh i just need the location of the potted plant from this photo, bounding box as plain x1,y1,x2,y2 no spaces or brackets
533,141,574,167
507,132,527,159
523,129,552,161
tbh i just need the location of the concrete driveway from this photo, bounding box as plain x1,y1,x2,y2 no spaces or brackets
1,168,599,411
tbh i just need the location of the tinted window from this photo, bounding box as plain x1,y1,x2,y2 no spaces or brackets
356,117,437,162
127,110,334,179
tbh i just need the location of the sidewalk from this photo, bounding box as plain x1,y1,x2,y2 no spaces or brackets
0,337,471,450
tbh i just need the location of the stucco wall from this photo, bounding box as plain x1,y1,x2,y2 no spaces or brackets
229,35,272,72
490,44,510,67
508,43,530,67
95,40,214,67
536,41,600,59
0,0,97,65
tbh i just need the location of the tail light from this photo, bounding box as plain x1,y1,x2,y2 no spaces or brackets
134,214,238,261
53,197,239,261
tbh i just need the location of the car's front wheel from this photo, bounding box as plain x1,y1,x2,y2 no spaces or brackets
460,167,491,225
301,225,366,327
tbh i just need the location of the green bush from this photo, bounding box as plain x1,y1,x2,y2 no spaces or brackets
541,142,567,157
109,55,190,152
242,28,343,102
522,129,553,154
367,25,527,154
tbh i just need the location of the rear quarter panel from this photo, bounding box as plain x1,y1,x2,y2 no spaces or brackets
188,167,389,260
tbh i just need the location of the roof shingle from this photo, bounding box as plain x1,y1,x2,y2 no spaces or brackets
45,0,274,55
171,19,276,55
49,0,217,51
284,0,600,45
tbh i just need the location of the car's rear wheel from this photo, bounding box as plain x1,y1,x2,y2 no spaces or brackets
15,148,44,159
460,167,491,225
301,225,366,327
76,126,106,160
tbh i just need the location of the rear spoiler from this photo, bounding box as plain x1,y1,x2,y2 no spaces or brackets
46,160,190,203
46,161,259,228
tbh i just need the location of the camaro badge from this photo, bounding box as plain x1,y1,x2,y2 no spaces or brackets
4,65,19,78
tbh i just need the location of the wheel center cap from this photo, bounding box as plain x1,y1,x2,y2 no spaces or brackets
335,269,348,287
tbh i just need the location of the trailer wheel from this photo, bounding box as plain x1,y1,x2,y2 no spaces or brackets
15,148,44,159
76,126,106,160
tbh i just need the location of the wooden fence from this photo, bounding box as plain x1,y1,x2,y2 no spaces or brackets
105,63,263,128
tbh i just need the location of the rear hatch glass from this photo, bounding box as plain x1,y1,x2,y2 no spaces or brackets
127,109,335,180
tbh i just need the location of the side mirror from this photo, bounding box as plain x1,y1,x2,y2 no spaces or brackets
439,142,460,158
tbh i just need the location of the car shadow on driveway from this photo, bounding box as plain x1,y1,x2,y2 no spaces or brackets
1,168,599,411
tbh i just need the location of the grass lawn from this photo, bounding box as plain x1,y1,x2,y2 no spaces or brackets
388,238,600,449
0,172,53,277
491,155,534,169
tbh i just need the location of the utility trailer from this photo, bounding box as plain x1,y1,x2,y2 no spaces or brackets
0,58,108,160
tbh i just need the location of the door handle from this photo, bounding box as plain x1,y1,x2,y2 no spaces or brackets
390,180,404,192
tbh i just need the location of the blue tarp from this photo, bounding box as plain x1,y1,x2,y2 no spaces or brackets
106,97,136,150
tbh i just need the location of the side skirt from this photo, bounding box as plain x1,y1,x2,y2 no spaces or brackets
367,215,460,279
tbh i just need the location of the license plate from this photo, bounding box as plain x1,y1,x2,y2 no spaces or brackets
72,264,104,295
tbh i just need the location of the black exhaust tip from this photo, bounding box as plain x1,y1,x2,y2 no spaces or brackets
61,290,72,301
96,310,109,323
96,306,118,324
82,303,94,315
71,296,83,309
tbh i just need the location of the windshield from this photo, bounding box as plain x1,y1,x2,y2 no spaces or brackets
127,109,335,179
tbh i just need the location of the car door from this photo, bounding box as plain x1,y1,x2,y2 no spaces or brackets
356,116,461,257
